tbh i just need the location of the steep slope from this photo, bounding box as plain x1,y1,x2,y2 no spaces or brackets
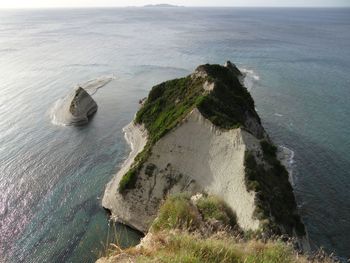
102,61,304,238
98,194,332,263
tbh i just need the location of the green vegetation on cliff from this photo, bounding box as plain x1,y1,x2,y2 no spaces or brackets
135,232,296,263
135,76,205,143
119,76,205,193
100,195,333,263
119,63,260,193
136,64,259,141
196,64,260,129
196,195,237,227
244,140,305,235
151,194,237,232
151,194,200,231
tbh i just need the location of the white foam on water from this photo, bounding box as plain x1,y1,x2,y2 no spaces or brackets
77,75,116,95
240,68,296,186
50,98,68,126
277,145,296,185
50,75,115,126
240,68,260,91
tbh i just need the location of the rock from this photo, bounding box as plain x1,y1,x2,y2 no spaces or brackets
102,61,305,244
190,193,204,204
224,60,243,77
52,87,98,126
69,87,98,124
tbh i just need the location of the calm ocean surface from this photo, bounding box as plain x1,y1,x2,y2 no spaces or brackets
0,7,349,262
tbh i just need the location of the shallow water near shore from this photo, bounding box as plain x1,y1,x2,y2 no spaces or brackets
0,7,349,262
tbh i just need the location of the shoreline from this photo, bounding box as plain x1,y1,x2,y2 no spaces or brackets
277,145,295,185
121,121,148,173
102,120,148,223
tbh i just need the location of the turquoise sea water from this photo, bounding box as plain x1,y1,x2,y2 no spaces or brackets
0,7,349,262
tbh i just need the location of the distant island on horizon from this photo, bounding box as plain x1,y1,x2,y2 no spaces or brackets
143,4,181,8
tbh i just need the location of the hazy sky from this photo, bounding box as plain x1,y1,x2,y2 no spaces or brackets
0,0,349,8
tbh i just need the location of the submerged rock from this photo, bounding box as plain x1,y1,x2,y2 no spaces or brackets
52,87,98,126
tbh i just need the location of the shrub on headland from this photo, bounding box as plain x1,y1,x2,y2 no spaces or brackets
118,168,138,192
151,193,199,232
244,140,305,236
196,195,237,227
99,194,336,263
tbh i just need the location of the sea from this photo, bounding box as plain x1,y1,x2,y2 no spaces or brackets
0,7,349,262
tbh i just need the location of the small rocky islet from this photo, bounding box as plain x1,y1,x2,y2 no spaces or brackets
52,86,98,126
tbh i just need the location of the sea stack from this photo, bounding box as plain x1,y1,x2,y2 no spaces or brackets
53,87,98,126
102,61,306,241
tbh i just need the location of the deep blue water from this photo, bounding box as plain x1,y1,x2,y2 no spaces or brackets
0,7,349,262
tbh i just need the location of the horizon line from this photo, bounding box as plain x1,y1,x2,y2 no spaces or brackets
1,5,349,10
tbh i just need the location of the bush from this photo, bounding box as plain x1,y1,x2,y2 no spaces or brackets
145,163,156,177
135,232,300,263
260,140,277,158
244,148,305,236
151,194,199,232
196,195,237,227
118,168,138,193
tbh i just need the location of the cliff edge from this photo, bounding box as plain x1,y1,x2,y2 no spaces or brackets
102,61,305,240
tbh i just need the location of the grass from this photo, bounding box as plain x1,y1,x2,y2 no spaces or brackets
151,193,238,233
118,76,205,193
135,76,205,144
103,230,335,263
244,140,305,236
137,233,301,263
101,194,335,263
99,221,136,259
196,64,260,130
138,233,244,263
118,168,138,192
151,193,199,232
196,195,237,227
119,63,260,193
115,193,299,262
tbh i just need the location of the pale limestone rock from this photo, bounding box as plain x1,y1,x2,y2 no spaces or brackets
52,87,97,126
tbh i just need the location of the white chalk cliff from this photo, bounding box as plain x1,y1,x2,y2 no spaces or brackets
104,108,263,231
102,62,305,239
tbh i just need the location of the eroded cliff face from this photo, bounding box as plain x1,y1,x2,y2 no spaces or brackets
103,108,263,232
102,62,304,239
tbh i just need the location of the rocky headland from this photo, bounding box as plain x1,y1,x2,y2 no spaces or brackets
102,61,307,242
